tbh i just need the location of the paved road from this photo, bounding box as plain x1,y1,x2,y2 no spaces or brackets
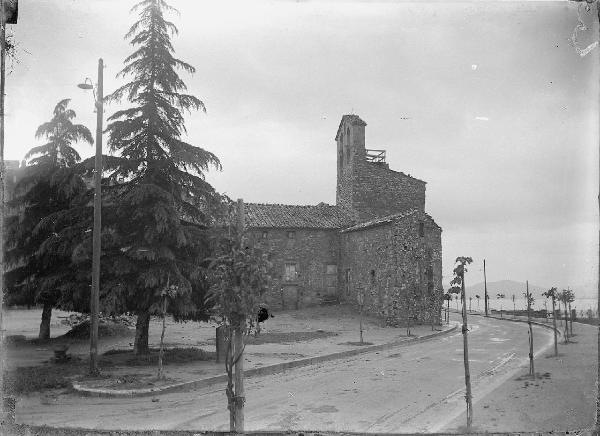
17,313,554,433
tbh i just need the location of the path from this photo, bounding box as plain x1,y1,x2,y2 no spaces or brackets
16,313,569,432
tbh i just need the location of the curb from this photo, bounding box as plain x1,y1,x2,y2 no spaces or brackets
72,322,460,398
470,311,563,336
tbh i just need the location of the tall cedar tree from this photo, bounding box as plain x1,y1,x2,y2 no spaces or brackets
103,0,222,354
5,99,93,339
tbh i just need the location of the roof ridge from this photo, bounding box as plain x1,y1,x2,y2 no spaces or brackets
243,202,353,229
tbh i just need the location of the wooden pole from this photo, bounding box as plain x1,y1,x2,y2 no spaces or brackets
460,269,473,430
234,199,245,433
89,58,103,376
483,259,488,316
0,0,6,422
569,302,573,336
596,5,600,432
527,281,534,377
513,295,516,318
157,274,169,380
157,294,167,379
233,321,245,432
562,295,569,344
359,304,363,344
552,296,558,357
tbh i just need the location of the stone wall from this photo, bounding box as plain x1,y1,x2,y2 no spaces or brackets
247,228,340,310
350,160,426,221
339,211,443,326
335,115,426,220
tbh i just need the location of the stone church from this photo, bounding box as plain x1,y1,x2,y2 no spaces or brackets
242,115,443,326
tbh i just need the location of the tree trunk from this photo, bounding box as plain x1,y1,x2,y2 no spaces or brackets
552,299,558,356
157,296,167,379
233,324,245,432
38,303,52,340
527,283,534,377
225,326,235,432
460,275,473,430
134,309,151,355
563,304,569,343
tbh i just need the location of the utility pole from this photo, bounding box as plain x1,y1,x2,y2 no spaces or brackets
526,281,534,377
234,199,245,433
0,0,6,424
1,0,17,423
89,58,103,375
551,294,558,356
512,294,516,318
568,301,573,336
483,259,488,316
358,287,364,343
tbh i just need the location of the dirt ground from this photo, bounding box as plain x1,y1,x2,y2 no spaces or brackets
444,319,598,433
3,304,449,394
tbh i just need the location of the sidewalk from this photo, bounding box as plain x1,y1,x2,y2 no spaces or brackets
444,310,597,432
70,305,458,397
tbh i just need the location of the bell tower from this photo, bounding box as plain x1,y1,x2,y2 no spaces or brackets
335,114,366,211
334,113,427,220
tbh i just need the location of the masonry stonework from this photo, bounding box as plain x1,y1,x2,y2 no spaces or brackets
247,228,341,310
339,211,442,325
350,160,426,221
243,114,442,327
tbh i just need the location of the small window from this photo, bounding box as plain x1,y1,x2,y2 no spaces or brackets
418,222,425,237
326,264,337,275
370,269,376,284
284,263,297,281
261,231,268,239
287,231,296,240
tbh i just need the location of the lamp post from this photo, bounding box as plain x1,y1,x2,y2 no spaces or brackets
78,58,103,375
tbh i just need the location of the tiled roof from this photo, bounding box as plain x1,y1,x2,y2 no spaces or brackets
244,203,354,229
335,114,367,140
341,209,441,233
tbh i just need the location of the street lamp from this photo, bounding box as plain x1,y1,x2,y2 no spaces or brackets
78,58,103,376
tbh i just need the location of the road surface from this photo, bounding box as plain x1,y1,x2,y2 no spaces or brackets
17,313,554,432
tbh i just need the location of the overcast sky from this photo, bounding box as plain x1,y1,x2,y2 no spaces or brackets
6,0,599,295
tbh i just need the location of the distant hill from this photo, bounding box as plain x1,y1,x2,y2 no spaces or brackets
464,280,547,298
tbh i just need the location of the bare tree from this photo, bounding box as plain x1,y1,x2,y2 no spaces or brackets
450,256,473,431
524,283,535,377
542,287,559,357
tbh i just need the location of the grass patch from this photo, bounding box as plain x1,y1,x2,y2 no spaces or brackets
574,318,598,326
245,330,337,345
3,363,85,395
60,320,132,339
100,347,215,366
22,321,132,346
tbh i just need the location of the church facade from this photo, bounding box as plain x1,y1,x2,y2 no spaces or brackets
243,115,443,326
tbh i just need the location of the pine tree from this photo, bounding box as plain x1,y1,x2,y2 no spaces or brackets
5,99,93,339
103,0,222,355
